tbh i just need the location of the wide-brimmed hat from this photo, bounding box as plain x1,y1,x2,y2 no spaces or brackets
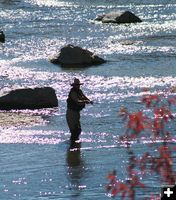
71,78,83,86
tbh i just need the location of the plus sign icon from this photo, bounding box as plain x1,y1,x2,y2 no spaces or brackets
161,185,176,199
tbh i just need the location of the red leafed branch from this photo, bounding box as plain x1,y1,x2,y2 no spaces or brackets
142,94,160,108
106,169,145,200
106,89,176,199
106,170,128,198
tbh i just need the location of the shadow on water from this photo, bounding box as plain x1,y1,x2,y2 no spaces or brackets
66,143,86,198
51,62,107,72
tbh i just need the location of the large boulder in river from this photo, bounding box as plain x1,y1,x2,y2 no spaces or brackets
95,11,142,24
0,87,58,110
0,31,5,43
50,44,106,67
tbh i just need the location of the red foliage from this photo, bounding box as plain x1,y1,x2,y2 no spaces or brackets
154,106,173,122
106,170,130,199
128,112,145,133
106,90,176,199
142,94,160,108
126,111,150,139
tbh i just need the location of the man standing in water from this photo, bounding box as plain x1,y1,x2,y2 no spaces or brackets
66,78,93,147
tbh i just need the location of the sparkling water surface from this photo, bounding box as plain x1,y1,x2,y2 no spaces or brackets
0,0,176,199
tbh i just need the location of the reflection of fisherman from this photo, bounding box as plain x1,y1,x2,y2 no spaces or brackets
66,78,93,146
66,147,85,196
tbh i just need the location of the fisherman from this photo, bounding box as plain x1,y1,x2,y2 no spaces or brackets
66,78,93,147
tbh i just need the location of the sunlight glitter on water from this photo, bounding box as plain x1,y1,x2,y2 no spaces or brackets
0,129,65,144
0,9,31,21
26,0,75,7
2,10,176,63
0,128,113,145
0,62,176,101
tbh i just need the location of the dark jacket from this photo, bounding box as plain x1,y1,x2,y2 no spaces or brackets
67,88,88,111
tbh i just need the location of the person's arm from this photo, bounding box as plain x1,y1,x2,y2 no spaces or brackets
80,90,93,104
70,91,87,105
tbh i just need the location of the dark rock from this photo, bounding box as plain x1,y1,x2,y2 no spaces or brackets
49,44,106,67
0,31,5,43
95,11,142,24
0,87,58,110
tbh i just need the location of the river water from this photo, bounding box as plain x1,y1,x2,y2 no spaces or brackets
0,0,176,199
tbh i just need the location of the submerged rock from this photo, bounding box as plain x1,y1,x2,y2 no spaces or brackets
0,31,5,43
95,11,142,24
120,40,135,45
49,44,106,67
0,87,58,110
0,112,45,127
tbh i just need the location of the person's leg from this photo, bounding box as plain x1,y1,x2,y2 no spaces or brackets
66,109,81,143
74,111,81,141
75,115,81,141
70,129,78,142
